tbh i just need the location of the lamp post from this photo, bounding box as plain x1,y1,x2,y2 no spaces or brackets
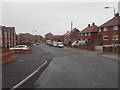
105,7,115,16
105,6,116,47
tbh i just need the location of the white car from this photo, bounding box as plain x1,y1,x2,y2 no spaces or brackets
9,45,29,50
57,42,64,48
72,40,86,46
52,42,58,47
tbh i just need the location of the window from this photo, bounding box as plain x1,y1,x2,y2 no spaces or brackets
0,30,2,38
88,33,91,36
0,41,2,47
85,33,87,36
81,34,83,36
103,36,108,40
113,35,119,40
85,39,88,41
99,28,101,32
113,26,118,30
103,27,107,31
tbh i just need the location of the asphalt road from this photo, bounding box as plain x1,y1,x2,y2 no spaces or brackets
34,44,118,88
2,45,52,89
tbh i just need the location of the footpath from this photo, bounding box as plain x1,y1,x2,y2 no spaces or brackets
64,47,119,61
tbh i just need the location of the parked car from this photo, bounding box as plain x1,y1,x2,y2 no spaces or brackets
46,40,51,45
72,40,86,46
52,42,58,47
57,42,64,48
9,45,29,50
48,42,53,46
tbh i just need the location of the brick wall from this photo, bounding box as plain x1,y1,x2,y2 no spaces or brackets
0,49,16,64
70,30,79,42
99,25,120,45
103,47,120,53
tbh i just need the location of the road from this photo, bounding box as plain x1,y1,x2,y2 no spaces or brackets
34,44,118,88
2,45,52,89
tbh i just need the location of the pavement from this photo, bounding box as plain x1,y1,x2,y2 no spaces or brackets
64,47,119,61
34,44,118,88
2,45,52,89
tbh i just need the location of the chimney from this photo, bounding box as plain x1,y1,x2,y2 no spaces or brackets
115,13,119,17
88,24,90,27
92,22,95,26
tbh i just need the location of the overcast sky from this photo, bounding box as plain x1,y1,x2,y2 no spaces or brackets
1,2,119,36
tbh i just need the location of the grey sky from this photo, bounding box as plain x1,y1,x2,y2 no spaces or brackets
2,2,119,36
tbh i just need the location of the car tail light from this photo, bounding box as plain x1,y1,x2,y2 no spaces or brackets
25,47,29,49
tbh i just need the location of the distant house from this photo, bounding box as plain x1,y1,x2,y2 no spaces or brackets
0,26,17,48
45,32,64,42
98,13,120,46
79,23,98,45
64,28,80,43
18,33,42,44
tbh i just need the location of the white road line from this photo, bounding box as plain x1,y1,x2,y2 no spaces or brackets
10,60,48,90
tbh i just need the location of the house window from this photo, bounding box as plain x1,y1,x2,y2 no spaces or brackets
103,27,107,31
103,35,108,40
113,26,118,30
113,35,119,40
0,30,2,37
88,33,91,36
99,28,101,32
0,41,2,47
85,33,87,36
81,34,83,36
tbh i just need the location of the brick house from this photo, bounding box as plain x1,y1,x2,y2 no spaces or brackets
45,34,64,42
45,32,64,42
0,26,17,48
6,27,17,47
64,28,80,43
18,33,43,44
79,23,98,45
98,13,120,46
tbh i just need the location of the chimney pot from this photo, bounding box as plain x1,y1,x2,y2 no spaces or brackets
92,22,95,26
88,24,90,27
115,13,119,16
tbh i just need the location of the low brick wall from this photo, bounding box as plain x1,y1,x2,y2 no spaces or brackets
78,45,95,51
10,49,32,54
103,47,120,54
0,50,16,64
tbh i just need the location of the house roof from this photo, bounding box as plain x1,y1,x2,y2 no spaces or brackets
6,27,16,34
64,28,79,36
80,23,98,33
47,35,63,38
99,13,120,28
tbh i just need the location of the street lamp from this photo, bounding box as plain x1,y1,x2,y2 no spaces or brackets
105,7,115,16
105,6,116,47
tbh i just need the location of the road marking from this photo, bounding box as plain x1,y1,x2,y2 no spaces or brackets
18,60,24,62
10,60,48,90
